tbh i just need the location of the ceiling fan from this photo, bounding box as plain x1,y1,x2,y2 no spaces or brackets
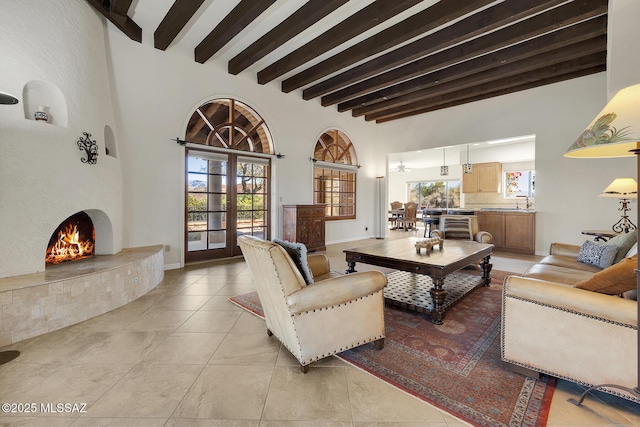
395,161,411,175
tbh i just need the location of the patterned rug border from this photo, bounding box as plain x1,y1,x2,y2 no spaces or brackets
229,269,556,427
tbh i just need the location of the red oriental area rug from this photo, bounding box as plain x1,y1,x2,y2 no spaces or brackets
230,269,556,427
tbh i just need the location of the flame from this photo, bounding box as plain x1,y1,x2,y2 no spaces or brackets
45,223,95,265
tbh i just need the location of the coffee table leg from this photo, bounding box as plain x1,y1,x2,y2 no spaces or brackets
481,255,492,286
429,277,446,325
345,261,357,274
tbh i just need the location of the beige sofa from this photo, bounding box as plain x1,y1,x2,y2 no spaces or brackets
501,241,639,402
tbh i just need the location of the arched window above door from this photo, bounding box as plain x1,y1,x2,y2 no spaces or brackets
185,98,274,154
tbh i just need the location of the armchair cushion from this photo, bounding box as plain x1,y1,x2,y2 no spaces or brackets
574,255,638,295
286,271,387,314
576,240,617,269
274,239,314,285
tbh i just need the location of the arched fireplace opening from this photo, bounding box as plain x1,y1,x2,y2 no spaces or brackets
45,211,95,265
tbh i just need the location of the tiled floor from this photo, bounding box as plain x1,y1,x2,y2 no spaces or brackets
1,230,639,426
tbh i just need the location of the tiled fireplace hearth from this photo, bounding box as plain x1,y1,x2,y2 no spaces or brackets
0,246,164,347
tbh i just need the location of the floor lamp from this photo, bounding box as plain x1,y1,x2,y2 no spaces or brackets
564,83,640,404
0,91,21,365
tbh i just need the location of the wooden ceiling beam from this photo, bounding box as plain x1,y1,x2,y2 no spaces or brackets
256,0,423,85
338,21,607,111
228,0,349,75
281,0,496,93
85,0,142,42
195,0,276,64
353,38,606,117
110,0,133,17
155,0,206,51
375,65,606,123
367,53,607,122
307,0,606,102
334,15,607,111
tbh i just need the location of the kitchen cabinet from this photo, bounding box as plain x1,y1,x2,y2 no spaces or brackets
462,162,502,193
477,211,535,254
282,205,326,251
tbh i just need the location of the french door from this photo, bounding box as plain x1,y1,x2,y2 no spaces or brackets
186,148,270,262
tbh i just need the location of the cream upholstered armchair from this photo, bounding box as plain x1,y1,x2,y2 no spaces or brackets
238,235,387,372
430,215,492,243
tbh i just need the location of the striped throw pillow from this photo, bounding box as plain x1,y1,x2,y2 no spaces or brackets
443,217,472,239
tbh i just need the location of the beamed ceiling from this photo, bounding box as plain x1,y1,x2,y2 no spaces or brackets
88,0,607,123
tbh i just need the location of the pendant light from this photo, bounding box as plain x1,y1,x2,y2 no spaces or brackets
440,148,449,176
463,144,473,174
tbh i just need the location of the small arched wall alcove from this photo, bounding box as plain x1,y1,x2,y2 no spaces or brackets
22,80,68,127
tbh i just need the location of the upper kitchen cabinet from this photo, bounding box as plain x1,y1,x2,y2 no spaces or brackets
462,162,502,193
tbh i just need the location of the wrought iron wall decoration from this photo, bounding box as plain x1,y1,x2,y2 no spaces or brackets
77,132,98,164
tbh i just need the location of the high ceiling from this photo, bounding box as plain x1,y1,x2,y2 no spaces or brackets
88,0,607,123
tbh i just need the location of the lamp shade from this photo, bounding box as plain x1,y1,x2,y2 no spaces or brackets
600,178,638,198
565,83,640,158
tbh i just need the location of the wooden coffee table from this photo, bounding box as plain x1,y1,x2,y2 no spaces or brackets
344,238,493,324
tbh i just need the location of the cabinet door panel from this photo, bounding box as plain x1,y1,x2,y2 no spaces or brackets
477,212,504,247
504,213,535,253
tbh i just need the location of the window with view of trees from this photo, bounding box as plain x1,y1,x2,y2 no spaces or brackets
313,130,357,220
408,181,461,209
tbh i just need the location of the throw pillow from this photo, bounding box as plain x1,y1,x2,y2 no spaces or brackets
273,239,314,285
576,240,618,269
574,255,637,295
443,217,472,239
606,231,637,263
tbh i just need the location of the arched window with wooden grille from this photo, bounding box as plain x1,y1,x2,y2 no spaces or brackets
312,130,357,220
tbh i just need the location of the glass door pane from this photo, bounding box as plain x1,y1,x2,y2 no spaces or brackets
186,151,229,259
236,156,269,242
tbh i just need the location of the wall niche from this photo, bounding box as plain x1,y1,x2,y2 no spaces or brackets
104,125,117,158
22,80,68,127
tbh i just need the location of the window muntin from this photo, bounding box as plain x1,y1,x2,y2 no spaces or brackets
313,130,358,220
185,98,274,154
408,181,461,209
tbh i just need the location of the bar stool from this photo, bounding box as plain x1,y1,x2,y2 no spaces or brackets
423,210,442,237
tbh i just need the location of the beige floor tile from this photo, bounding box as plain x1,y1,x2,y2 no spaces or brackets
346,366,447,423
153,295,213,311
0,417,73,426
8,364,133,411
165,420,259,427
229,311,268,333
8,329,94,364
0,363,60,399
142,332,225,365
175,310,242,333
208,332,280,366
71,331,170,364
87,364,202,418
262,366,352,421
262,422,353,427
70,418,167,426
125,309,195,332
179,282,227,295
201,295,245,311
172,365,272,420
216,282,256,296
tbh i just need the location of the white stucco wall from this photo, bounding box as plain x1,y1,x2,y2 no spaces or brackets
0,1,123,278
2,0,637,275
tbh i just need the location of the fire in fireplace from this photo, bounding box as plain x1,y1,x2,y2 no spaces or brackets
46,212,95,265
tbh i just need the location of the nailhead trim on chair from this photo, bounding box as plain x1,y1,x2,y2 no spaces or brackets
291,292,380,316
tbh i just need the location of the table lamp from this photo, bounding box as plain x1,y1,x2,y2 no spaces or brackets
565,83,640,404
599,177,637,233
